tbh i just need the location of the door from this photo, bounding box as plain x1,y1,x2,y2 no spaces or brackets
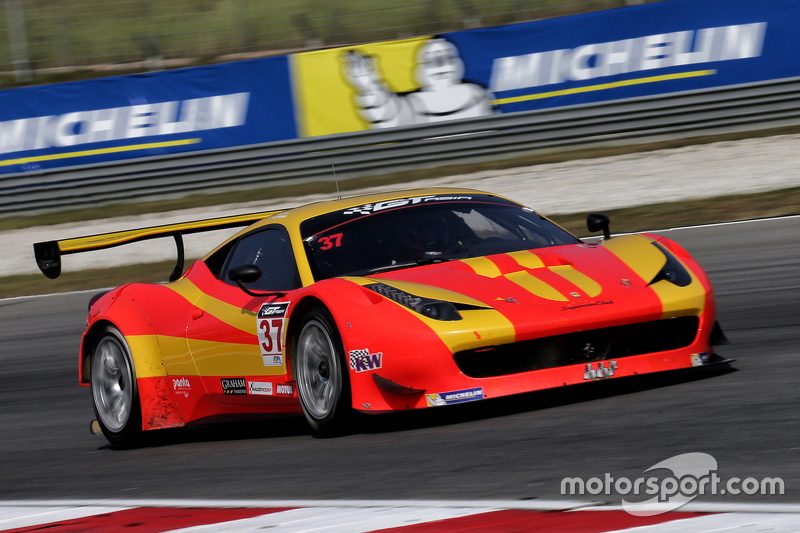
185,227,302,386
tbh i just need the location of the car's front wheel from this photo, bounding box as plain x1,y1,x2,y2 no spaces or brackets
91,326,143,447
293,307,351,436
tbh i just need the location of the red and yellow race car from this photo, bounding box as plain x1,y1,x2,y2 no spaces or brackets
34,188,729,446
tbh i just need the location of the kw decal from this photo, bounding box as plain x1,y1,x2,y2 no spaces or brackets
349,349,383,372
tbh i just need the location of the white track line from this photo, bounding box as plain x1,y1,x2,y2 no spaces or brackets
0,287,112,303
3,214,797,303
0,505,131,530
605,513,800,532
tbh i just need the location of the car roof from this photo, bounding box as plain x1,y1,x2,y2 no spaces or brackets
248,187,510,231
200,187,513,261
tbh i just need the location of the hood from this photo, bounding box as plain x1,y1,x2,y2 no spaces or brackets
346,235,705,343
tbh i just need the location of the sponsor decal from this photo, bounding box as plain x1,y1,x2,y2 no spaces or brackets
426,387,484,407
583,360,618,380
691,352,711,367
221,377,247,395
343,195,472,215
257,301,290,367
349,348,383,372
490,23,766,93
561,300,614,311
0,93,249,155
172,377,191,398
248,381,273,396
275,383,294,396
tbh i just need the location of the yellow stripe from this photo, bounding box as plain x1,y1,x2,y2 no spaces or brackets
419,309,516,353
506,271,567,302
461,256,502,278
506,250,544,269
127,334,286,377
149,334,199,376
492,70,716,105
0,138,201,167
601,235,704,317
168,278,256,334
549,265,603,298
602,235,665,284
187,338,284,376
126,335,170,378
59,210,278,253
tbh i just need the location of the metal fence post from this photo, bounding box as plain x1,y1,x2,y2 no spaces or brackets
4,0,32,83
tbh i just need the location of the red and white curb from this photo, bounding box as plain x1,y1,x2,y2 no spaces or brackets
1,500,799,532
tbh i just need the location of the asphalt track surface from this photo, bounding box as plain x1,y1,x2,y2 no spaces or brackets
0,217,797,503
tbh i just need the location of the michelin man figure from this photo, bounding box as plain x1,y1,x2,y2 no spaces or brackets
344,38,494,129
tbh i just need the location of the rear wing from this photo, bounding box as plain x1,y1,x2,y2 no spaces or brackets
33,209,281,281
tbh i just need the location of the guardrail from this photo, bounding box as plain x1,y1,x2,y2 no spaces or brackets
3,76,800,217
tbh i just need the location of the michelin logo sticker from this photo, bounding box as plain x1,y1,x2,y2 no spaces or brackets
426,387,484,407
344,38,495,129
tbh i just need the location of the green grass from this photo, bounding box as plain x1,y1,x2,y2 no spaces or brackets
1,0,641,84
4,185,798,299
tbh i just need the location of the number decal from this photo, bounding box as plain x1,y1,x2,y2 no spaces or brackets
257,302,291,367
318,232,343,251
258,318,284,354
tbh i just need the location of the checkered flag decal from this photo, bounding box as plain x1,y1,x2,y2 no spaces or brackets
349,349,370,370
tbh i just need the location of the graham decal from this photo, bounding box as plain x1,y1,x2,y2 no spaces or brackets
220,377,247,395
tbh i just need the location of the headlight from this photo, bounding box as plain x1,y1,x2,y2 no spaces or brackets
650,242,691,287
365,282,463,321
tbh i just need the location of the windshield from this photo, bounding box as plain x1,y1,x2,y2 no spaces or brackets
300,194,579,280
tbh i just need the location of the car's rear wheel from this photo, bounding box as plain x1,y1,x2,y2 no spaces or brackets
294,307,351,436
91,326,143,447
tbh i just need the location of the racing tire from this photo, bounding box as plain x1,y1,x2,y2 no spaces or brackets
293,306,352,436
90,326,144,448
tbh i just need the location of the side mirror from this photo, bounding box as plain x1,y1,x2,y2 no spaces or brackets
586,213,611,240
229,264,261,284
228,265,287,298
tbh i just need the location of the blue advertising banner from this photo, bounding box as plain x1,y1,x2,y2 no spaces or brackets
0,56,297,174
443,0,798,115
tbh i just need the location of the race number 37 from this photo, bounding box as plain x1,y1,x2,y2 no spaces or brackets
257,302,290,367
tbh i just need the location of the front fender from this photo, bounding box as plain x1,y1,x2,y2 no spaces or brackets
293,278,459,411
